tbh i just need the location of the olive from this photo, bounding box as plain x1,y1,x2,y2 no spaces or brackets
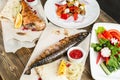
102,44,107,47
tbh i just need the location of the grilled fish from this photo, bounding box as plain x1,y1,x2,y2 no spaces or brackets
21,0,46,31
24,32,89,75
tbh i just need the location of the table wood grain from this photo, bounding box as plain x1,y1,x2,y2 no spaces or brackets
0,1,117,80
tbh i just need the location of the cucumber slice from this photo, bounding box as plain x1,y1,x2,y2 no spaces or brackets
100,62,111,75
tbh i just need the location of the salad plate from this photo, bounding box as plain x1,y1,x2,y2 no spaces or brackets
44,0,100,28
90,23,120,80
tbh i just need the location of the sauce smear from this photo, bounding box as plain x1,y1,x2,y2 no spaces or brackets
69,49,83,59
27,0,35,2
38,77,42,80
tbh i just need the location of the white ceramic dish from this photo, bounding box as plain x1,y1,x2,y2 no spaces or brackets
90,23,120,80
44,0,100,28
25,0,38,6
67,46,85,63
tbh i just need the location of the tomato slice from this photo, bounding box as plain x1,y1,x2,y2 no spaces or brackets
112,34,120,42
108,29,120,37
56,4,67,16
102,30,112,40
97,33,106,39
73,13,78,20
108,29,120,45
60,13,70,20
96,52,101,64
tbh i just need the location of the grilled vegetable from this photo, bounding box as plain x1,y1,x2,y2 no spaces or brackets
24,32,89,75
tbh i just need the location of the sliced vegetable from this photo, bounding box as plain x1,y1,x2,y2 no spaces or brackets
96,52,101,64
97,33,106,40
60,13,70,20
112,35,120,42
56,4,67,16
73,13,78,20
100,62,112,75
105,57,109,64
102,30,112,40
108,29,120,46
108,29,120,37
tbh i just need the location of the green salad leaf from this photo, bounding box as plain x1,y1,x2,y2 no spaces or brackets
95,26,105,34
108,56,119,69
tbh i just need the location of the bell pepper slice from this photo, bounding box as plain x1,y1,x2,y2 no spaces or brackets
96,52,101,64
73,13,78,21
60,13,70,20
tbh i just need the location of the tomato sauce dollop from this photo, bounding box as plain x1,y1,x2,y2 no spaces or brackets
69,49,83,59
27,0,35,2
38,77,42,80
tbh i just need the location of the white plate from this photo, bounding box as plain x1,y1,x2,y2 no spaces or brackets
90,23,120,80
44,0,100,28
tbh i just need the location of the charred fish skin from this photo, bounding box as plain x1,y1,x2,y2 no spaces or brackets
24,32,89,75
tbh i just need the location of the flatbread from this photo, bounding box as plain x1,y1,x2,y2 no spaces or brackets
0,0,21,22
1,0,47,53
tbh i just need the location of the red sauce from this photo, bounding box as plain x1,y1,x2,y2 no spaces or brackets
27,0,35,2
38,77,42,80
69,49,83,59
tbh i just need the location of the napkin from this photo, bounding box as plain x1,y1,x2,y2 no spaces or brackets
0,0,7,12
20,23,91,80
0,0,47,53
1,20,42,53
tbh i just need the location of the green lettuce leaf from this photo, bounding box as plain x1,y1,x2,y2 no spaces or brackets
95,26,105,34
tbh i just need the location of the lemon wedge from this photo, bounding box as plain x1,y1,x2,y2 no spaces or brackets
58,60,66,75
14,13,22,29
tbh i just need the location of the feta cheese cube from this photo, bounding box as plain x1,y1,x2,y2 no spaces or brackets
74,1,79,7
64,8,70,13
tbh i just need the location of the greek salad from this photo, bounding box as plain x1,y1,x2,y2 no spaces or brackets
55,0,86,21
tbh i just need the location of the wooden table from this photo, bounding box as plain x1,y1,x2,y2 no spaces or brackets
0,1,117,80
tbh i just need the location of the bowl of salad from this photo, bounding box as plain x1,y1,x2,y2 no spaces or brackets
44,0,100,28
90,23,120,80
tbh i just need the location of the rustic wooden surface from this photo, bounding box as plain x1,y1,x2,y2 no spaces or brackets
0,1,117,80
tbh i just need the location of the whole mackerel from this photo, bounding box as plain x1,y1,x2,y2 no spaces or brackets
24,32,89,75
